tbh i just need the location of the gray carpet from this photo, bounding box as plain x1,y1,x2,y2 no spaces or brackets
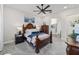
0,36,67,55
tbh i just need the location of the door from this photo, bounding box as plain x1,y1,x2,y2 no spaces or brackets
0,4,3,51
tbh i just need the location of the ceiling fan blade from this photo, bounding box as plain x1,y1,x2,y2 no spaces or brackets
45,10,51,11
36,6,41,10
37,11,46,14
38,11,41,14
33,10,39,12
45,10,52,13
44,5,50,10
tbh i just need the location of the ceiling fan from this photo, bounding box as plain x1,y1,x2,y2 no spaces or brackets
33,4,52,14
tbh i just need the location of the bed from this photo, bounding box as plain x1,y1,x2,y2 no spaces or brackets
22,23,52,53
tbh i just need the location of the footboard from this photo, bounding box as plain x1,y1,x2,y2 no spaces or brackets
35,31,52,53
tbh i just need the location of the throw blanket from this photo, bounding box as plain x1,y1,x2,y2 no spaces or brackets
28,32,44,39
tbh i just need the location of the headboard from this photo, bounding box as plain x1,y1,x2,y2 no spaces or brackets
22,23,49,34
22,23,34,34
40,24,49,34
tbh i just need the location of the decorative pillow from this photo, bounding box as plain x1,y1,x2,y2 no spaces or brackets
25,29,39,33
30,29,39,32
25,29,32,37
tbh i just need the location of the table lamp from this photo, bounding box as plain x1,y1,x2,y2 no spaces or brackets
17,26,22,35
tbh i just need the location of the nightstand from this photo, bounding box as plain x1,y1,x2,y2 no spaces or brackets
15,34,26,44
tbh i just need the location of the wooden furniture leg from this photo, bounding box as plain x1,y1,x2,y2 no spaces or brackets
35,35,41,53
50,31,52,43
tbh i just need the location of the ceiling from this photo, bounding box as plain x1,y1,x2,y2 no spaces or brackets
4,4,79,16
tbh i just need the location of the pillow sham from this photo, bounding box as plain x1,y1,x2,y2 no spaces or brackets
25,29,39,33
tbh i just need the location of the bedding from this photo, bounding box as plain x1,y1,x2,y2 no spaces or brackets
24,29,40,37
25,31,49,46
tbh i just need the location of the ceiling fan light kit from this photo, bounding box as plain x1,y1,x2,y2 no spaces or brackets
34,4,52,14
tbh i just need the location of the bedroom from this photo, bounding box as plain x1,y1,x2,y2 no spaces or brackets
1,4,79,55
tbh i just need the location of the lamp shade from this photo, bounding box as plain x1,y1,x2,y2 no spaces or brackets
17,26,22,31
36,25,40,30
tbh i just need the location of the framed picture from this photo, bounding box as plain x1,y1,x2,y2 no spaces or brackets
31,17,35,23
24,17,29,22
24,17,35,23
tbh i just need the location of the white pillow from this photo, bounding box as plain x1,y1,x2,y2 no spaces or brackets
30,29,39,32
25,29,32,37
25,29,39,33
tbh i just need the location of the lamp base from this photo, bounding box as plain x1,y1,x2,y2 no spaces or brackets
18,31,21,35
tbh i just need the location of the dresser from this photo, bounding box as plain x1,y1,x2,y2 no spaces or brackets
66,37,79,55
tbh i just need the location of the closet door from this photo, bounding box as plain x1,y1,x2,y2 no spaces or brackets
0,5,3,51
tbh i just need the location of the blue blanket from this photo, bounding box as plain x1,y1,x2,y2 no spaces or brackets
28,31,45,39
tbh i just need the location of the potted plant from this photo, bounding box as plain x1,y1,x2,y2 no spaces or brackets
68,31,76,42
68,19,79,42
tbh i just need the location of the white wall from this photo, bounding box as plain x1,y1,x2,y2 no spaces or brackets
4,6,25,44
0,5,3,51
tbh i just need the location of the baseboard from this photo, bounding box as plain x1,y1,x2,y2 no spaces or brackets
4,40,15,44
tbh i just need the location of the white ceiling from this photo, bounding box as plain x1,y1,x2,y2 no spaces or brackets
4,4,79,16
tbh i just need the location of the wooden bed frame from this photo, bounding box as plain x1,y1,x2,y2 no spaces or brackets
22,23,52,53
